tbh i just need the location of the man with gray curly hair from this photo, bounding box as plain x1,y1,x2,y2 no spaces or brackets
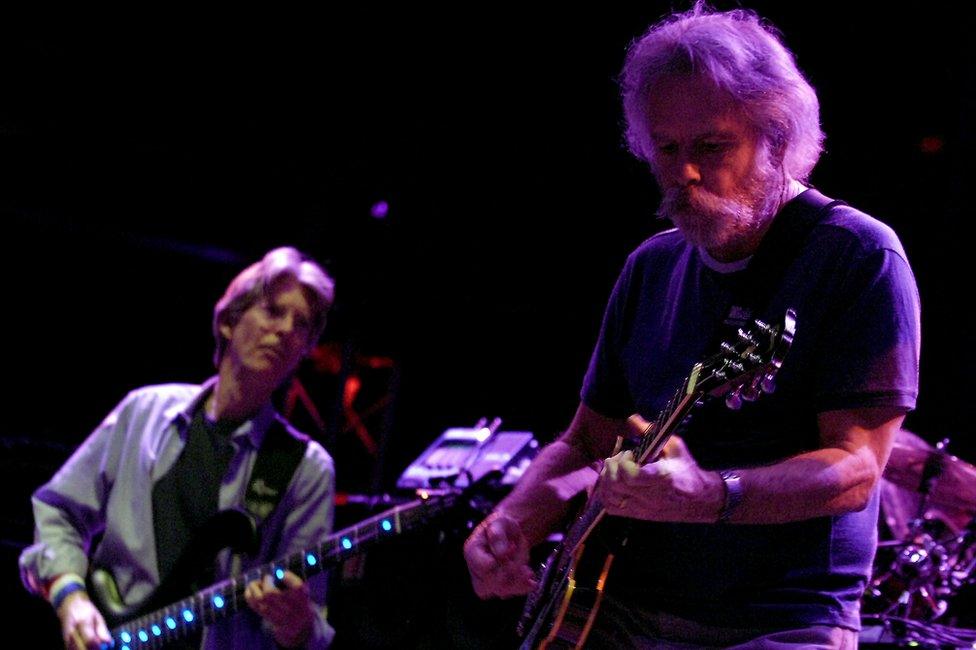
21,246,338,649
465,4,919,648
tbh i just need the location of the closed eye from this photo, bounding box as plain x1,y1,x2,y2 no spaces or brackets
655,142,678,156
696,140,735,155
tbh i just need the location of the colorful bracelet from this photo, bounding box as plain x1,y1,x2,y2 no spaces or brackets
51,581,86,611
45,573,83,601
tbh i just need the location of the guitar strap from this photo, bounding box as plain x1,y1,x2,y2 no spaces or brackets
719,188,845,329
150,409,308,581
244,415,309,531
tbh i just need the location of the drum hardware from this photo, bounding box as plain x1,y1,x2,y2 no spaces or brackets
862,433,976,647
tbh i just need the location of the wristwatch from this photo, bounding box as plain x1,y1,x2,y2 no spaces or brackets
717,469,743,524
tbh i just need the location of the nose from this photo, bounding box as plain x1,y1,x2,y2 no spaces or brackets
675,157,701,186
276,312,296,336
656,151,701,189
263,310,296,338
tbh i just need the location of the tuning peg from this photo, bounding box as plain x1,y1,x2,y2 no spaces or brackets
741,384,760,402
725,389,743,410
760,373,777,394
737,329,758,346
752,319,772,334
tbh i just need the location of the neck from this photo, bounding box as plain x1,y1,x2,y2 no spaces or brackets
209,362,277,422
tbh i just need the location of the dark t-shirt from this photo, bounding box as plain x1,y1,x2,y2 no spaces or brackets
581,192,920,630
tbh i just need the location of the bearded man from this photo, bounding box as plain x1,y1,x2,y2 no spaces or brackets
464,4,921,648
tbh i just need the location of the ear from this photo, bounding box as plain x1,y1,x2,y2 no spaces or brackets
767,133,788,169
219,323,233,340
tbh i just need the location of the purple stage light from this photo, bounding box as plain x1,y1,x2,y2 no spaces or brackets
370,201,390,220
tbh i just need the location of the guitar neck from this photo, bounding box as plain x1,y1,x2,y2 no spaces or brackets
635,382,701,465
111,494,453,647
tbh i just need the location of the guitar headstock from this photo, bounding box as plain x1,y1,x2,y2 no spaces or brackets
690,308,796,410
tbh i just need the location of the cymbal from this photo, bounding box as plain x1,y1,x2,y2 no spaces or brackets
883,437,976,514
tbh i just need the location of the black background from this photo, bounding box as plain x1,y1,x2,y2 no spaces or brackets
3,3,973,647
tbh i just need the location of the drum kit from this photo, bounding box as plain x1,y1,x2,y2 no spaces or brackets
861,430,976,647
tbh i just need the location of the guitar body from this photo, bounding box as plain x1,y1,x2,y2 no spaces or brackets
89,509,258,627
521,512,622,649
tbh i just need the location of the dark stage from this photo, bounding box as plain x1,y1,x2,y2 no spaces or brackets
3,3,973,647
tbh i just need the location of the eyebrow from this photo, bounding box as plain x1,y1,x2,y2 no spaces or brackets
650,129,741,142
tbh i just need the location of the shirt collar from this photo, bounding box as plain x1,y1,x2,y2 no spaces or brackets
168,377,277,449
698,246,752,274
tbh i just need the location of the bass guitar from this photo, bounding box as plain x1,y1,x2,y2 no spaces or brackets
89,490,457,649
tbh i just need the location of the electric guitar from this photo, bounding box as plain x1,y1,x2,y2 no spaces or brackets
89,490,457,649
518,309,797,649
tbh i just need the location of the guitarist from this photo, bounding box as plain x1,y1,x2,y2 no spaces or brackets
20,247,337,649
464,5,921,648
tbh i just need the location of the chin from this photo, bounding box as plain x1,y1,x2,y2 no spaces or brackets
672,215,736,250
242,357,282,375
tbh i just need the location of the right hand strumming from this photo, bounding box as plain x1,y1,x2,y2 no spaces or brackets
463,511,537,599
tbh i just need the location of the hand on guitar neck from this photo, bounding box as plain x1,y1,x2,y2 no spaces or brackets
244,571,318,648
597,435,726,523
463,511,538,599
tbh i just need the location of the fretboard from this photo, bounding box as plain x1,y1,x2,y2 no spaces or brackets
110,494,454,649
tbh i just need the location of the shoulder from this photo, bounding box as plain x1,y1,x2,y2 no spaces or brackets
108,382,202,421
304,439,335,476
813,201,909,263
293,436,335,494
614,228,692,284
125,382,201,402
629,228,688,264
274,415,335,476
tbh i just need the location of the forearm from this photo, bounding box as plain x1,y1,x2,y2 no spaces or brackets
728,445,881,524
21,402,130,592
20,496,97,595
495,438,598,546
267,594,333,649
302,603,335,649
270,445,335,647
725,408,902,524
302,573,334,648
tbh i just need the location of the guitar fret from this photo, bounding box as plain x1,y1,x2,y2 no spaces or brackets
160,603,174,645
243,567,263,586
297,550,308,580
229,576,238,621
199,588,210,625
197,589,209,626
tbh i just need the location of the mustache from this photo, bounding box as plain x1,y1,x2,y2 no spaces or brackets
656,186,733,220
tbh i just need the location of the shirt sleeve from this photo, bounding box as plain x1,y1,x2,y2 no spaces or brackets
813,247,921,412
581,253,639,418
19,392,133,595
273,440,336,648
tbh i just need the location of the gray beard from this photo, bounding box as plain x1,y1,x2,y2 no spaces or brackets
657,169,782,252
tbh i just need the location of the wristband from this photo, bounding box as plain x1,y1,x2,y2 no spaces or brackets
51,582,86,611
46,573,85,602
717,469,743,524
